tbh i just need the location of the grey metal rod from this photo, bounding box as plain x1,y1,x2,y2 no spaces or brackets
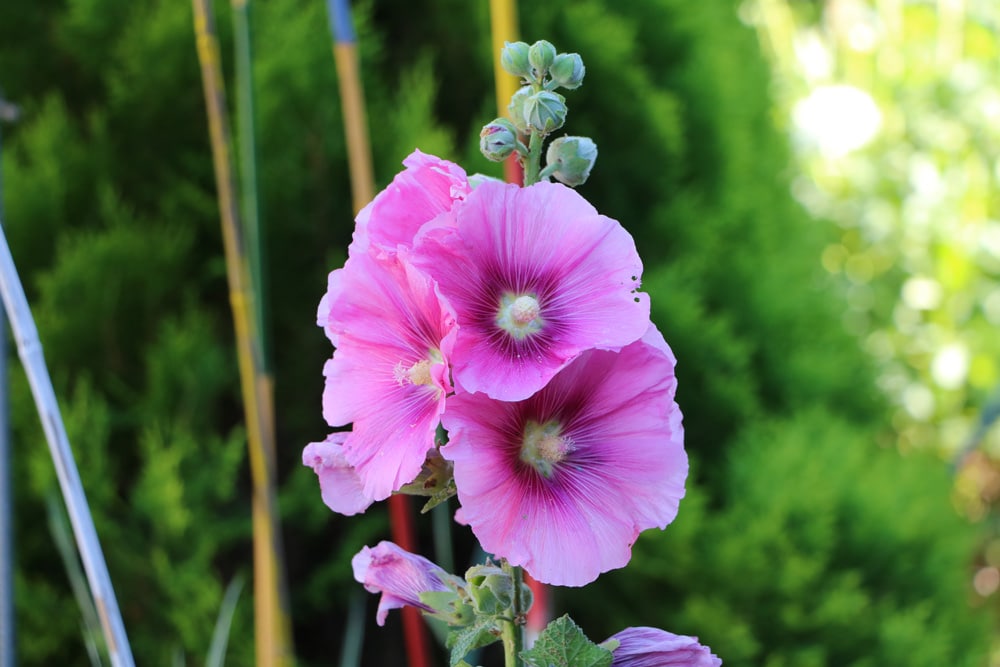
0,222,135,667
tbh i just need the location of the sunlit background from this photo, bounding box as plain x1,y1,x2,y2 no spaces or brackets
752,0,1000,487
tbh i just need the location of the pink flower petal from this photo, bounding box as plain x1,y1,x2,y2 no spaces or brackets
301,433,374,516
350,150,469,257
441,324,686,586
413,180,649,401
319,250,457,500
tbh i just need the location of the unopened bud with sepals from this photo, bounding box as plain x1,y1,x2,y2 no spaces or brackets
522,90,566,134
545,135,597,186
550,53,585,90
528,40,556,80
480,118,519,162
507,86,532,134
500,41,531,79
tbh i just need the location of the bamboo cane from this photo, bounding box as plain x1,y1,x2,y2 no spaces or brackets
0,221,135,667
325,3,432,666
489,0,524,186
191,2,293,665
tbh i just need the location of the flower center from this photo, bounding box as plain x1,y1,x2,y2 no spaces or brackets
520,420,573,478
393,349,443,388
495,293,544,340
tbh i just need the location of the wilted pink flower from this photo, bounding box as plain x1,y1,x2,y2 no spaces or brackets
608,627,722,667
350,149,469,257
319,250,457,501
352,541,455,626
441,325,686,586
412,180,650,401
301,433,374,516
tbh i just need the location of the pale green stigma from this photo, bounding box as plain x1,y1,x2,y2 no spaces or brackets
495,293,543,340
520,420,573,478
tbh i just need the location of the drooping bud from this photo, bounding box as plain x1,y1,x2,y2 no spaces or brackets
528,40,557,80
545,135,598,186
522,90,567,134
479,118,519,162
549,52,585,90
500,41,531,79
353,541,467,626
507,86,532,134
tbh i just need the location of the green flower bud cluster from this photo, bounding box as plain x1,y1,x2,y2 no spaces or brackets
497,40,585,137
480,39,596,187
501,40,585,91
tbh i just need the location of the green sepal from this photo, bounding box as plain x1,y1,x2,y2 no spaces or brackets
396,448,455,506
418,590,475,627
446,617,503,667
520,615,613,667
464,564,511,615
419,477,457,513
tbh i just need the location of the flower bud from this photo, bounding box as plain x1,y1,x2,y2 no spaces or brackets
545,135,597,186
606,627,722,667
479,118,519,162
522,90,567,134
500,41,531,78
353,541,465,626
507,86,532,134
528,40,557,79
550,53,585,89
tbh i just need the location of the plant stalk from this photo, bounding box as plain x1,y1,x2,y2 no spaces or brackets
523,131,544,187
500,560,525,667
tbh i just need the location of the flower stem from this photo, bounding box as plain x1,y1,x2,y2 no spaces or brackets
500,560,526,667
522,130,544,187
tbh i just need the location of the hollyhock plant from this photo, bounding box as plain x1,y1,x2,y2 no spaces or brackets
441,325,686,586
413,179,650,401
352,541,462,626
318,249,457,501
607,627,722,667
349,149,469,258
301,433,373,516
307,39,721,667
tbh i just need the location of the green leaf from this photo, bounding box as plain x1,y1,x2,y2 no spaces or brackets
520,615,613,667
446,617,502,667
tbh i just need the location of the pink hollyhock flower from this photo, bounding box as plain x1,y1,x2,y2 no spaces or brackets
319,250,457,501
350,149,469,258
352,541,456,626
301,433,373,516
607,627,722,667
412,180,650,401
441,325,686,586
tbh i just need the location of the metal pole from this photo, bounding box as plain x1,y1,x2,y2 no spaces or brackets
0,88,18,667
0,220,135,666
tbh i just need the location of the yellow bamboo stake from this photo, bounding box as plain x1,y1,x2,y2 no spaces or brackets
191,2,292,665
489,0,521,120
327,0,375,213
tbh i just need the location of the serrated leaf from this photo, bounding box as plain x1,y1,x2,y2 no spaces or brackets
447,617,502,667
520,615,613,667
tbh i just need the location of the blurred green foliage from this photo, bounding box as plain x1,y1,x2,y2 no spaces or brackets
0,0,991,665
